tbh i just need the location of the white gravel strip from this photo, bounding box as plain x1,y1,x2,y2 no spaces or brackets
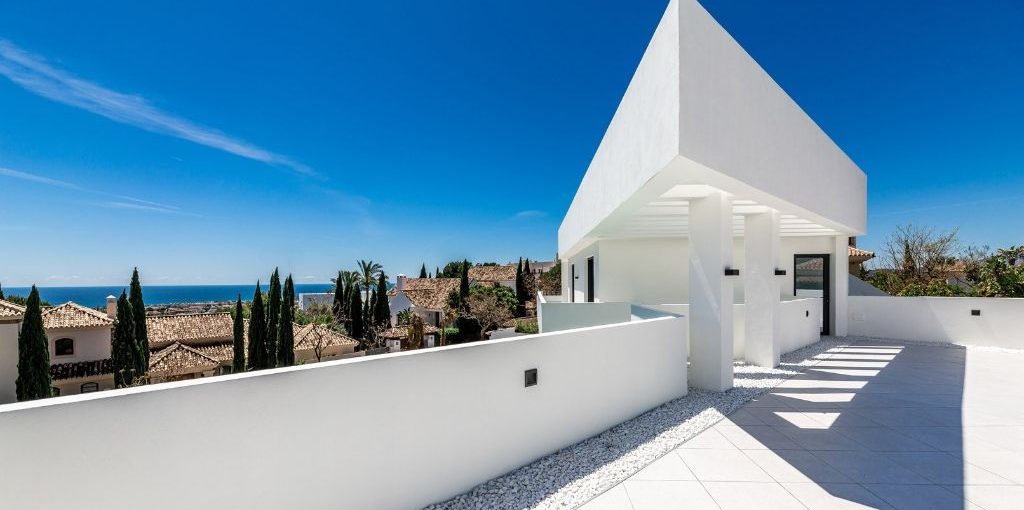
425,336,855,510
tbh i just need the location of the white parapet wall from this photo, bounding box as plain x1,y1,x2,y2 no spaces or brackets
625,299,821,361
0,316,688,510
849,296,1024,349
778,298,824,355
538,301,632,333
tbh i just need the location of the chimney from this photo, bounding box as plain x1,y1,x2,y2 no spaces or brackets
396,274,407,291
105,295,117,319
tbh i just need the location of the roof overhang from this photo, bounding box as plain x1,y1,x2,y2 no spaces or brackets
558,0,867,258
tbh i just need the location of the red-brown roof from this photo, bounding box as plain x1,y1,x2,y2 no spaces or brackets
42,302,113,329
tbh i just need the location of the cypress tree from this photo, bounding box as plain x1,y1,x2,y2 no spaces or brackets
349,286,364,340
278,275,296,367
460,259,470,299
435,266,440,279
524,258,531,275
111,291,139,388
248,282,267,370
266,269,282,369
419,263,428,278
129,267,150,375
0,282,5,300
515,257,526,316
15,286,51,401
368,288,378,328
332,270,345,320
374,272,391,327
232,295,245,373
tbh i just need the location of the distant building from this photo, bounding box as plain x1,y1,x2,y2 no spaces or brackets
388,276,461,326
847,238,875,274
467,265,517,289
297,292,334,311
0,297,360,403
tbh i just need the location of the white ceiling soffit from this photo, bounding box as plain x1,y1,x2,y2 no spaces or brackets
610,190,840,238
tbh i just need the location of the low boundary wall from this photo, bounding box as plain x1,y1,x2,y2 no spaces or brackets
0,316,688,510
849,296,1024,348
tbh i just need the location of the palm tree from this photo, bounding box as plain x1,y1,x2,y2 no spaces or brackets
357,260,383,302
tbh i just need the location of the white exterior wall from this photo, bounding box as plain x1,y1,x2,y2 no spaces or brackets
849,297,1024,349
778,299,824,354
0,317,687,510
389,292,413,324
676,0,866,235
0,322,19,404
46,327,111,364
565,236,839,305
646,300,819,360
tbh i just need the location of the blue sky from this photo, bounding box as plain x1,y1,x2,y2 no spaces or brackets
1,1,1021,286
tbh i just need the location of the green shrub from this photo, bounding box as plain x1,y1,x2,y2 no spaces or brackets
452,315,482,343
515,320,539,334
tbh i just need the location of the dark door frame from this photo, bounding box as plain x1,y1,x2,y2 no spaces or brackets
586,257,595,303
570,263,576,303
793,253,831,335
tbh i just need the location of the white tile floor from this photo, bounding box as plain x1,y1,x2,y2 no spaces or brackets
579,341,1024,510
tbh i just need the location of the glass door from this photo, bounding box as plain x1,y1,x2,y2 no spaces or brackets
794,254,830,334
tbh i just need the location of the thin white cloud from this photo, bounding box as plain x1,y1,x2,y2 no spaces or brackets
92,201,196,216
512,209,547,220
0,39,313,176
1,166,189,215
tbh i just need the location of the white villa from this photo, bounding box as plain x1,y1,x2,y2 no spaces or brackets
0,297,360,403
2,2,1022,509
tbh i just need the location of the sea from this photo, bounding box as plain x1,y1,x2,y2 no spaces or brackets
2,284,334,308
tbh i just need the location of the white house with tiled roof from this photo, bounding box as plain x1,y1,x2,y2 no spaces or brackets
388,275,461,327
0,298,361,403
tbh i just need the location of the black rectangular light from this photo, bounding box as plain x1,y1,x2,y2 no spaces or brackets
724,268,740,276
524,368,538,387
971,309,981,316
774,269,787,276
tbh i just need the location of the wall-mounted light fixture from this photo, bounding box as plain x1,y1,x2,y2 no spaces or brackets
971,309,981,316
524,368,538,387
774,269,787,276
724,268,740,276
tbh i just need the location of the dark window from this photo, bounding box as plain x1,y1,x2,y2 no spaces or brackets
80,382,99,393
54,338,74,356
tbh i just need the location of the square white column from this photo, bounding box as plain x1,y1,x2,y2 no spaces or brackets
743,210,781,368
688,190,734,391
832,235,849,336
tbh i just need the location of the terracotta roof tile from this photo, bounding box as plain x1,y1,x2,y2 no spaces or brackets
294,324,359,349
193,343,234,363
149,342,221,376
42,302,113,329
468,265,517,283
0,299,25,319
848,246,875,261
146,313,233,348
395,278,460,310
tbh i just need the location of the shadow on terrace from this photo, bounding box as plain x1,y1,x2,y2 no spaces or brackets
727,340,970,509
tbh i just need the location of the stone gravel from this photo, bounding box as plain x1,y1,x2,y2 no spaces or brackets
425,336,852,510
